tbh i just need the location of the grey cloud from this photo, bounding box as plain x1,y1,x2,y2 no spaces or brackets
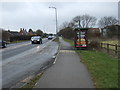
0,2,118,33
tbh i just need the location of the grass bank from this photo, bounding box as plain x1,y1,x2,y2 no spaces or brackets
22,73,43,88
9,40,30,44
53,37,59,42
64,38,118,88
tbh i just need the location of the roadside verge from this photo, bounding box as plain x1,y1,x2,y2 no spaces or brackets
63,38,118,88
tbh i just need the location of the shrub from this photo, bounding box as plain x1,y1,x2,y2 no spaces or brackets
88,40,100,50
10,35,33,42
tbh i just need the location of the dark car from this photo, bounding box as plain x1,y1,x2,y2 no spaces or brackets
31,36,42,44
0,40,7,48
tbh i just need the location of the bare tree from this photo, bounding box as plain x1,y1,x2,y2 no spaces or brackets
72,14,97,28
59,21,70,30
98,16,118,28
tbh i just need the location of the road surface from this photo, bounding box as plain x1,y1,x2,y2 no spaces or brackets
1,38,59,88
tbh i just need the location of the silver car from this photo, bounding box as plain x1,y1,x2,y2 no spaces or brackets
31,36,42,44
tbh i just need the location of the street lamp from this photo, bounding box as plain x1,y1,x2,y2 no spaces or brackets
49,7,58,35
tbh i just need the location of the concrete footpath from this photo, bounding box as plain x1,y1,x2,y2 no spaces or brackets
35,37,94,88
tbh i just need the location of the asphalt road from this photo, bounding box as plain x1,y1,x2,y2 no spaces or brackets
2,38,48,60
1,38,59,88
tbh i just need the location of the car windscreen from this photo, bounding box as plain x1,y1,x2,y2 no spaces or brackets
31,37,40,39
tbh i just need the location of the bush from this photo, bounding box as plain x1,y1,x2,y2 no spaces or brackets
10,35,33,42
88,40,100,50
58,27,75,39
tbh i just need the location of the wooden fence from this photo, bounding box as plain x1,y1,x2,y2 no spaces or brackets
100,43,120,57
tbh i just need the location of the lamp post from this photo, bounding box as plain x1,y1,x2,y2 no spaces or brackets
49,7,58,35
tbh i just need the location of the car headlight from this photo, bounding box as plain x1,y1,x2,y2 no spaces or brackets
37,39,40,41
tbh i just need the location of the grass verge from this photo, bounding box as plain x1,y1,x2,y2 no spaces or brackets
63,38,74,46
22,73,43,88
64,38,118,88
53,37,59,42
10,40,30,44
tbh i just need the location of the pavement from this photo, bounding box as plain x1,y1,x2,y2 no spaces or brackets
35,37,94,88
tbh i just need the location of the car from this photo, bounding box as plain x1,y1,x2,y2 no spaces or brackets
0,39,7,48
31,36,42,44
52,35,55,38
48,36,53,40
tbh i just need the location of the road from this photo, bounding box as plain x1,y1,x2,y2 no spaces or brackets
1,38,59,88
2,38,48,60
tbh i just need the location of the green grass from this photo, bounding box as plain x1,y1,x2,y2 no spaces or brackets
78,50,118,88
53,37,59,42
22,73,43,88
64,38,118,88
63,38,74,46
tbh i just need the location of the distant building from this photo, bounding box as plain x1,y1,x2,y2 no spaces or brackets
19,28,28,35
28,28,35,36
87,28,101,38
28,31,35,35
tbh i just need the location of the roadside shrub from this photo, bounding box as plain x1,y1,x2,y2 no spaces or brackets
10,35,33,42
88,40,100,50
58,27,75,39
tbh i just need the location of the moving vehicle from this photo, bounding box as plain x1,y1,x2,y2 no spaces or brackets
48,36,53,40
74,28,88,49
31,36,42,44
0,40,7,48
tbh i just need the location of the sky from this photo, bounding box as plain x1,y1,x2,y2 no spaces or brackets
0,0,119,34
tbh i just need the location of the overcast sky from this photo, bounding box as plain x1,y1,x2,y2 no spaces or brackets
0,0,119,34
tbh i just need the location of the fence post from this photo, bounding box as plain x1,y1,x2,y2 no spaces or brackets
115,44,117,55
107,44,109,53
101,43,102,48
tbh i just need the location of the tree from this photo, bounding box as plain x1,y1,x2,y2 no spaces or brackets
2,29,11,41
98,16,118,28
42,33,48,38
59,21,70,30
106,25,119,38
28,28,33,33
36,29,43,36
72,14,97,28
98,16,119,38
58,27,75,39
28,28,35,35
